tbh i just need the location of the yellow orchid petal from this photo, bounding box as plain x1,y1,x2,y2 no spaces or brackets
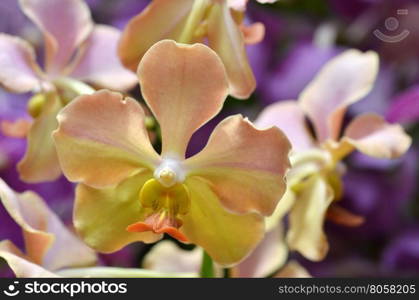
185,115,291,216
237,224,287,277
207,1,256,99
53,90,160,188
181,177,265,267
138,40,229,158
265,189,295,232
0,178,97,271
118,0,196,71
0,34,43,93
17,92,62,183
57,266,198,278
74,172,162,253
19,0,93,74
341,113,411,159
255,100,314,152
286,176,334,261
0,240,58,278
300,50,379,142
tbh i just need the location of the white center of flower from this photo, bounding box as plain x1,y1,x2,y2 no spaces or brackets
154,157,185,188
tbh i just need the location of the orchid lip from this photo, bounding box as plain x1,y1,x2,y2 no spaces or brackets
153,156,186,188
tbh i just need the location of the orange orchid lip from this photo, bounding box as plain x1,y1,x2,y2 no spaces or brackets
127,221,188,243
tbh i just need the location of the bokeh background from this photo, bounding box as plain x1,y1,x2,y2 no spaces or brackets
0,0,418,277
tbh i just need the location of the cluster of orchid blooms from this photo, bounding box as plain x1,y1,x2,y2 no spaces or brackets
0,0,412,278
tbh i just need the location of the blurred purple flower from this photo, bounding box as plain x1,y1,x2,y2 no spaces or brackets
381,228,419,276
386,85,419,125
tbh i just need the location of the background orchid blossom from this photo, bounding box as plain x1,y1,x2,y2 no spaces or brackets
53,40,291,266
0,0,137,183
0,178,97,277
255,49,412,262
118,0,277,99
142,238,310,278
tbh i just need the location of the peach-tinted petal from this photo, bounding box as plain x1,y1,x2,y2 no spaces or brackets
237,225,287,277
1,118,32,138
143,240,201,274
0,179,97,271
53,90,160,188
17,93,62,183
299,50,379,142
275,260,311,278
286,176,334,261
0,240,58,278
185,115,291,216
240,22,265,45
207,2,256,99
181,177,265,267
255,101,314,152
19,0,93,74
138,40,229,158
118,0,195,71
69,25,137,91
74,173,161,253
341,113,411,159
0,34,43,93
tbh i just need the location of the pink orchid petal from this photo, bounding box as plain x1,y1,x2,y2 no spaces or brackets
207,2,256,99
17,93,62,183
118,0,195,71
0,240,58,277
299,50,379,142
0,179,97,271
237,225,287,277
69,25,137,91
181,177,265,266
255,101,314,152
342,113,411,159
0,34,43,93
53,90,160,188
185,115,291,216
19,0,93,75
138,40,229,158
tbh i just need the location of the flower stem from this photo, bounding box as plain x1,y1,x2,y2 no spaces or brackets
200,250,214,278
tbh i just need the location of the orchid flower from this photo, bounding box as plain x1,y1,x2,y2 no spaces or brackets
0,179,197,278
0,0,137,183
118,0,278,99
53,40,291,266
0,178,97,277
142,238,310,278
255,49,412,261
